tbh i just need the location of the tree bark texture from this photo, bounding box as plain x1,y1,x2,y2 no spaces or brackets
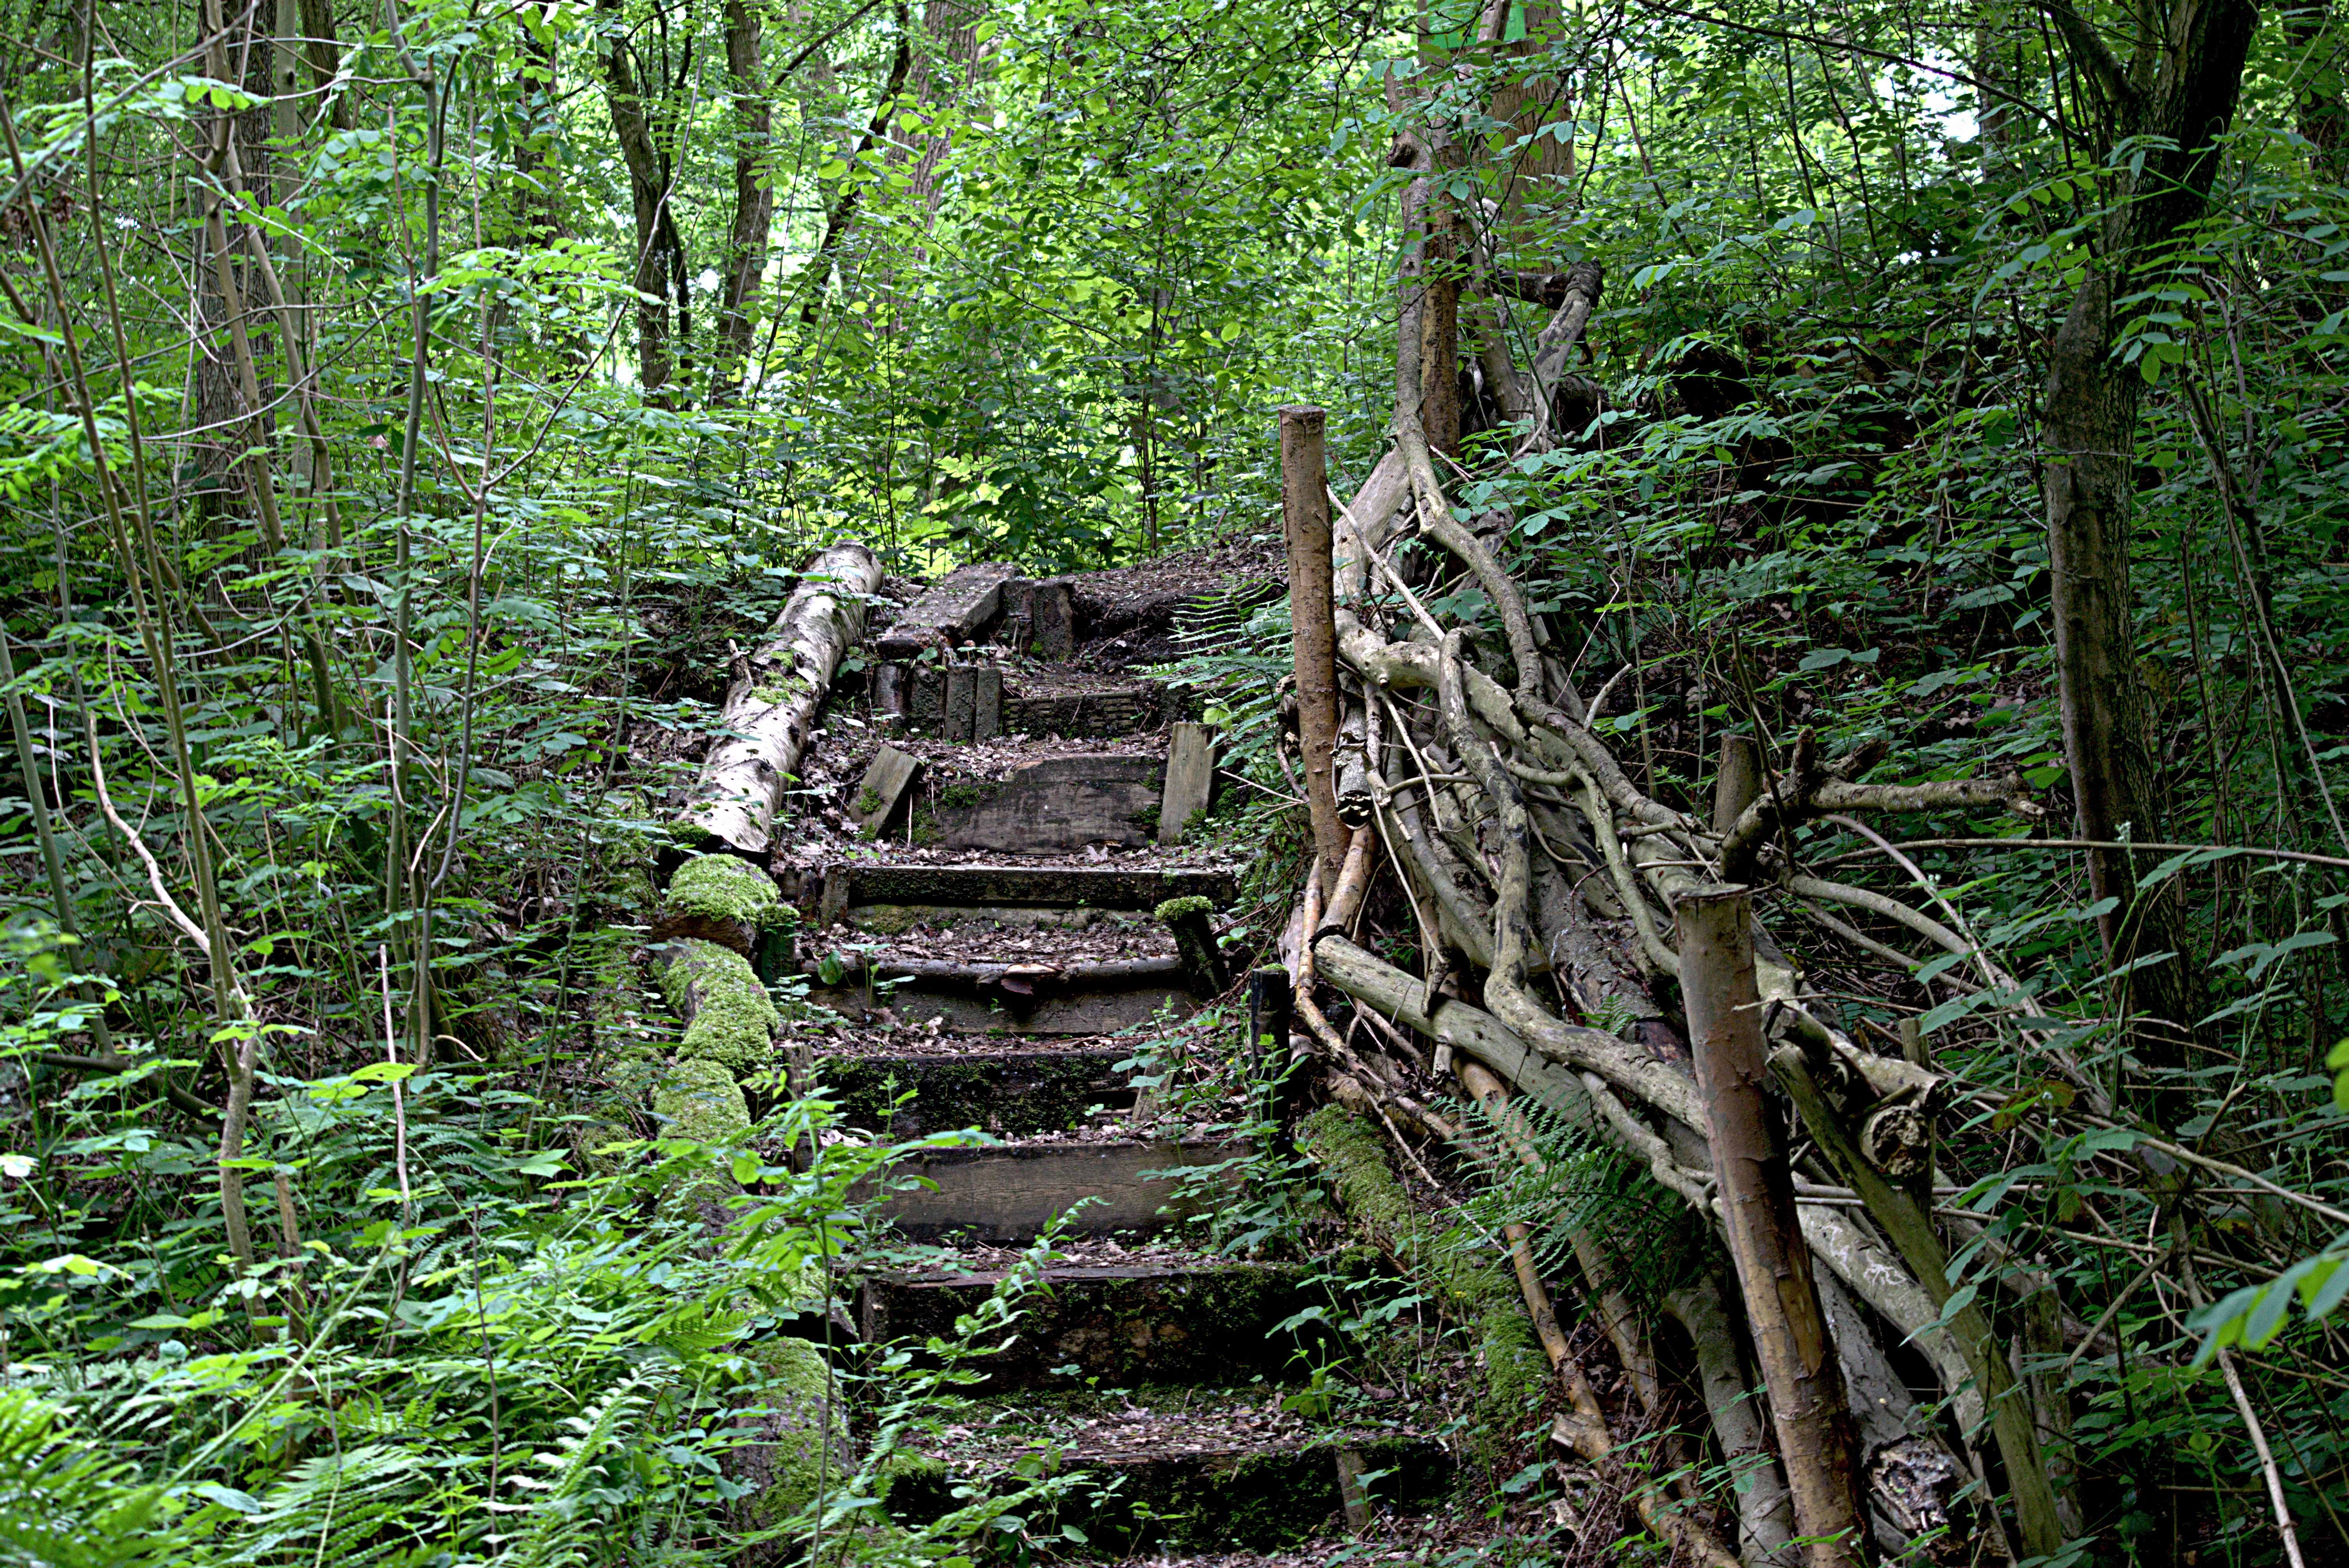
684,544,884,853
1283,405,1348,887
1677,887,1864,1568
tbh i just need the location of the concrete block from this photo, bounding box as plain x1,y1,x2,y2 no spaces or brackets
851,745,922,839
945,666,976,741
974,666,1002,739
1159,722,1217,845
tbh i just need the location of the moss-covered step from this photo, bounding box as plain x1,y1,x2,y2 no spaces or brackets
861,1258,1324,1391
925,755,1163,854
868,1137,1247,1242
840,864,1237,911
884,1391,1452,1553
822,1042,1132,1137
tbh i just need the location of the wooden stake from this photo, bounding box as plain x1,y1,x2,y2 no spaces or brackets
1281,405,1347,887
1677,886,1865,1568
1712,733,1761,835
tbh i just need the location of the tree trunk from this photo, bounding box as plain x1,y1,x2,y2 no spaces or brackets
683,544,884,854
1677,887,1864,1568
2041,0,2257,1071
295,0,350,130
1281,405,1347,887
599,0,692,404
2290,0,2349,174
712,0,774,402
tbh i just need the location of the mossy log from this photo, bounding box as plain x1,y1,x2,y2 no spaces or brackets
1295,1105,1547,1455
724,1334,856,1550
683,542,884,855
659,937,781,1074
655,852,788,954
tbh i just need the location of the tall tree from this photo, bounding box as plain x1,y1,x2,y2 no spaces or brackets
2040,0,2258,1079
600,0,696,403
713,0,776,400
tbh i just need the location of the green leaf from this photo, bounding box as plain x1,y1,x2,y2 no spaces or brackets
731,1151,763,1185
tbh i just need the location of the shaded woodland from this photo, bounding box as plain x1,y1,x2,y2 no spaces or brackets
2,0,2347,1561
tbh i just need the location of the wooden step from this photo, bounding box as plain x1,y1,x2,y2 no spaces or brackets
823,1040,1132,1137
805,954,1196,1037
871,1136,1246,1242
838,863,1237,911
861,1256,1322,1392
884,1390,1452,1553
926,754,1162,853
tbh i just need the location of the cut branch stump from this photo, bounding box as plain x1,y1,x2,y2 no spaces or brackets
1678,886,1865,1568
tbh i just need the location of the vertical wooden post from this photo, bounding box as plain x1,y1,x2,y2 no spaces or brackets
1712,733,1761,834
1678,886,1864,1568
1281,405,1347,888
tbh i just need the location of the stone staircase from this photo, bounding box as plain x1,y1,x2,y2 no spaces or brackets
790,559,1457,1554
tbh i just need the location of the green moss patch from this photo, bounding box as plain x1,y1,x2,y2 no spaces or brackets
1153,894,1213,925
666,852,786,929
733,1335,849,1528
653,1057,752,1144
1297,1107,1547,1452
662,938,781,1073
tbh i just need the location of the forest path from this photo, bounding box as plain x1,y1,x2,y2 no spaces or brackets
656,548,1464,1556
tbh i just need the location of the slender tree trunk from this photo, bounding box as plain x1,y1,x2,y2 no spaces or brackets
2041,0,2257,1080
799,2,914,324
713,0,774,401
1282,406,1347,888
599,0,692,404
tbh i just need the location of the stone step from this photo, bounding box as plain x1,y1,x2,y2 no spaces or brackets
835,863,1238,912
884,1389,1452,1554
872,1136,1247,1243
823,1039,1133,1137
861,1254,1326,1392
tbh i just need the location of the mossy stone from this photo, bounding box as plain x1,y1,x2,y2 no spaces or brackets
1153,894,1214,925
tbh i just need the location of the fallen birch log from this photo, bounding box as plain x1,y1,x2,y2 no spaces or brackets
681,542,883,855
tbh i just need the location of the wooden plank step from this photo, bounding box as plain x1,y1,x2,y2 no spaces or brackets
822,1040,1133,1137
929,754,1162,853
884,1391,1452,1552
841,864,1237,910
871,1137,1246,1242
808,978,1196,1036
861,1257,1322,1392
